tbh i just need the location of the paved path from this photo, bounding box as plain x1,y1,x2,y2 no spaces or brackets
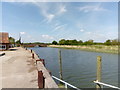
0,47,38,89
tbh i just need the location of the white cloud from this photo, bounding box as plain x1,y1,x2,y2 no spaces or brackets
31,2,67,23
46,14,55,23
20,32,26,35
4,1,67,23
54,24,67,31
54,26,62,30
80,29,84,32
41,34,54,39
57,5,67,15
79,5,108,13
30,2,55,23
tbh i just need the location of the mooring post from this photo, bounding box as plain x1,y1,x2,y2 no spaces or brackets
96,56,102,89
31,49,32,53
59,49,63,80
32,53,34,59
38,71,44,89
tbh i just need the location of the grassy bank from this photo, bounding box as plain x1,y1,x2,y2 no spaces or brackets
48,45,118,54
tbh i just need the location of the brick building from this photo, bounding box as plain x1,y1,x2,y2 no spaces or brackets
0,32,10,50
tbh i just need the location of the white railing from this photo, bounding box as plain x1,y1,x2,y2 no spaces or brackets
94,80,120,90
52,76,81,90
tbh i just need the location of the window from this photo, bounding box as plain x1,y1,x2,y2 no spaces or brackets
0,45,6,50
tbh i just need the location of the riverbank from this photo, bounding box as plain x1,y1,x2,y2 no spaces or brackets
48,45,118,54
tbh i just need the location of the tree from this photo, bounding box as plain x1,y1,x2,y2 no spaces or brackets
70,39,78,45
83,39,94,45
78,40,83,44
104,39,111,45
52,41,58,45
9,37,15,44
111,39,118,45
88,39,94,43
59,39,66,45
16,40,21,44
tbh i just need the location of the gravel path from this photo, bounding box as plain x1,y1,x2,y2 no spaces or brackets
0,47,38,89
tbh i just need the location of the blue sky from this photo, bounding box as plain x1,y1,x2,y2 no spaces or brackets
1,2,118,43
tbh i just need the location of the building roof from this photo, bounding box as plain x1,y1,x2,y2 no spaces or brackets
0,32,9,43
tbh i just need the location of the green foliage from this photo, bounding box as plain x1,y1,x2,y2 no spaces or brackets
78,40,83,44
58,39,79,45
52,39,119,45
52,41,58,45
104,39,111,45
59,39,66,45
82,40,94,45
9,37,15,44
16,40,21,44
111,39,118,45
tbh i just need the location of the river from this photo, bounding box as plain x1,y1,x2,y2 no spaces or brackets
29,47,118,88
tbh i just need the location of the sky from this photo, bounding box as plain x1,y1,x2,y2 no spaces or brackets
1,1,118,43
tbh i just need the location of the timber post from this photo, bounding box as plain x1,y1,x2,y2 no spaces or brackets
32,53,34,59
31,49,32,53
38,71,44,88
96,56,102,89
58,49,63,80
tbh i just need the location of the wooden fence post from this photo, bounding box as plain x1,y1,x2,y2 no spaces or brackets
59,49,63,80
38,71,44,88
96,56,102,89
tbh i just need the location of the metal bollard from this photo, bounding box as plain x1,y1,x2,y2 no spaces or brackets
38,71,44,89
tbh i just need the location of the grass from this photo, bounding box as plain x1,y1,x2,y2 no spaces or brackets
58,83,65,88
48,45,118,54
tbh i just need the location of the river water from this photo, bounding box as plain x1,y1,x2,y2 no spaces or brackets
29,47,118,88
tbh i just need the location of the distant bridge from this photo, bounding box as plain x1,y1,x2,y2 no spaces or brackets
22,44,47,47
